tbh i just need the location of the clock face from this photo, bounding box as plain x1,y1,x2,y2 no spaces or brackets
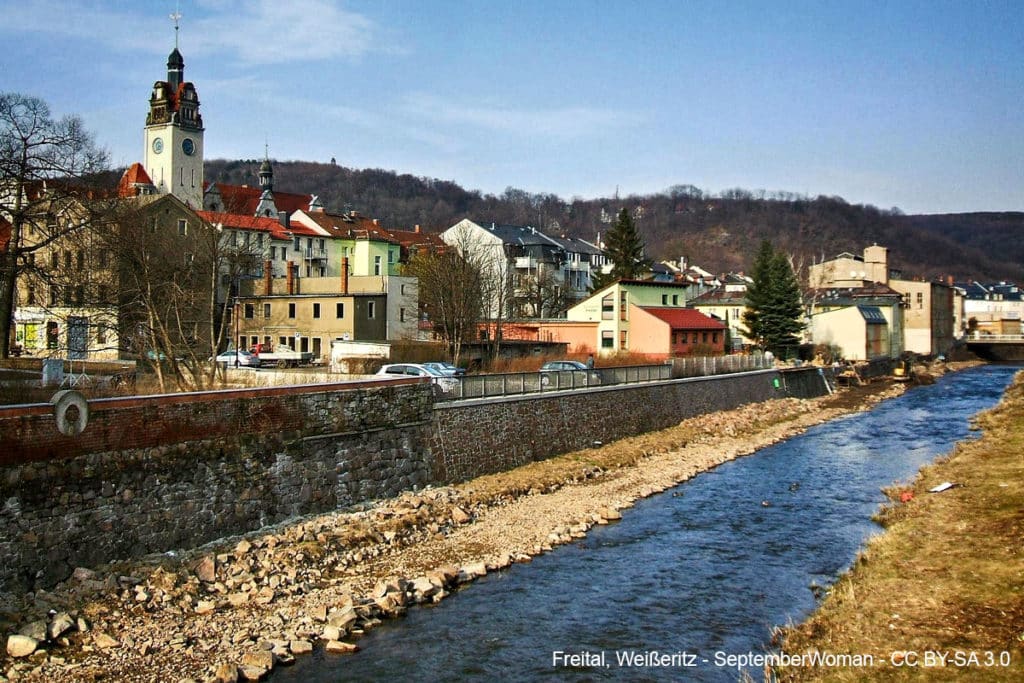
152,137,163,154
182,138,195,156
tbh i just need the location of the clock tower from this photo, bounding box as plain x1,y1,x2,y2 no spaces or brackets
144,46,204,208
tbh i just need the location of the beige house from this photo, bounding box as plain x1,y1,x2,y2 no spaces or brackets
809,305,891,361
235,271,418,361
566,279,691,355
809,244,954,356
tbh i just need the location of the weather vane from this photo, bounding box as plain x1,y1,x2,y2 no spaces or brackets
170,1,182,49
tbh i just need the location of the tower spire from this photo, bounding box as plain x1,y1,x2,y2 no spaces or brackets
170,1,181,50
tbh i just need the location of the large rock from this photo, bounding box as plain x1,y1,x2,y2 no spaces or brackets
195,556,217,583
326,606,357,630
48,612,75,639
207,662,238,683
289,640,313,655
239,650,274,678
19,620,47,641
451,506,471,524
324,640,359,654
94,632,119,649
6,634,38,658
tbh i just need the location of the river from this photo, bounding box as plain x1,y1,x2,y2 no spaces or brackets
275,364,1018,682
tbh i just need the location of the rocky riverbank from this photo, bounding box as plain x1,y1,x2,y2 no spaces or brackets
1,367,955,682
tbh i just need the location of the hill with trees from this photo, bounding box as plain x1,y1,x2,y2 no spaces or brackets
205,158,1023,282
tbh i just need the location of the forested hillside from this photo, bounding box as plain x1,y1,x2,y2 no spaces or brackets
205,159,1023,282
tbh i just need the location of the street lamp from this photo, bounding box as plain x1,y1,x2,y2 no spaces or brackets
234,297,240,368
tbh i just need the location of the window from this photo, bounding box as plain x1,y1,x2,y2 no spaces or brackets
96,325,106,345
64,251,72,269
916,292,924,309
601,294,614,320
399,307,406,322
620,291,628,321
336,303,345,318
26,286,35,305
244,304,255,319
98,251,109,268
256,234,263,248
601,330,614,348
313,303,321,319
672,295,679,305
178,219,187,236
374,255,382,276
293,237,301,251
400,284,406,295
662,294,668,305
243,232,250,247
712,333,719,344
51,252,59,270
620,330,628,350
305,265,312,277
270,246,277,260
76,251,84,270
263,303,271,318
98,285,108,303
49,287,58,306
74,285,84,305
367,301,376,319
388,249,395,264
288,303,296,319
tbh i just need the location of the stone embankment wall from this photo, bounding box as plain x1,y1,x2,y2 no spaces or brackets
0,367,828,606
0,379,435,603
433,369,793,482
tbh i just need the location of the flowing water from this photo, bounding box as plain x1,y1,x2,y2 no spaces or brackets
276,365,1018,682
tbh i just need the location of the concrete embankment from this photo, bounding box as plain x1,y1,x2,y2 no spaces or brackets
0,369,921,682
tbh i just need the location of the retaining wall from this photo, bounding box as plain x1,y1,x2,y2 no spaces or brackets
0,367,829,606
0,379,435,604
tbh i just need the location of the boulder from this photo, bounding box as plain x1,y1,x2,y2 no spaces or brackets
207,662,238,683
239,650,274,676
324,640,359,654
19,620,47,641
289,640,313,655
6,634,38,658
48,612,75,640
195,556,217,583
450,506,471,524
326,606,358,630
94,632,119,649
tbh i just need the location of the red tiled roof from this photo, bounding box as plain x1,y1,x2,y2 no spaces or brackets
296,210,399,244
117,163,154,197
212,183,313,215
642,307,726,330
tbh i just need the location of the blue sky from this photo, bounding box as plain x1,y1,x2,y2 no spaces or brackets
3,0,1022,215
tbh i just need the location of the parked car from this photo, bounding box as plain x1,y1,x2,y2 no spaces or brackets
539,360,601,386
423,361,467,377
375,363,461,396
213,349,261,367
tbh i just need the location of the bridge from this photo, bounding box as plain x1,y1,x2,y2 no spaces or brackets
965,334,1024,362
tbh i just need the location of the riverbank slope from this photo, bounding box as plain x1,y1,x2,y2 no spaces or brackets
0,372,934,682
780,369,1024,681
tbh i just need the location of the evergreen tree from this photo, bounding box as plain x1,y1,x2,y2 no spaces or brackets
592,208,649,290
741,240,804,356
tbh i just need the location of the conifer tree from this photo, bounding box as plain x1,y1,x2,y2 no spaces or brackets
741,240,804,356
592,208,649,290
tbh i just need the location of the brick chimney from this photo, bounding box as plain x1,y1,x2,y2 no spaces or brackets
341,256,349,295
287,261,295,295
263,260,272,295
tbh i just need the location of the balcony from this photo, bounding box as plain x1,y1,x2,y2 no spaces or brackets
303,247,328,262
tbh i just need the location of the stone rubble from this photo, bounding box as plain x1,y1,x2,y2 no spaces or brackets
0,377,931,682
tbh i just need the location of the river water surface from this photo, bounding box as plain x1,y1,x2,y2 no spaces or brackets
276,364,1018,682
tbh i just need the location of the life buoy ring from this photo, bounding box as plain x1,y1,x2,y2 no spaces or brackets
51,390,89,436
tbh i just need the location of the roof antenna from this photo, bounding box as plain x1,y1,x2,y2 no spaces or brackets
170,1,182,49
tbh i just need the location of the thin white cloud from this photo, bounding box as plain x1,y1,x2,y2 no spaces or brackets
190,0,376,65
1,0,378,66
405,93,645,139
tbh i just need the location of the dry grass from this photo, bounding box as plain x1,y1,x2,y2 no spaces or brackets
777,371,1024,681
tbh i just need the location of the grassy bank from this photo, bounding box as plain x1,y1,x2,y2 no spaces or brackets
778,370,1024,681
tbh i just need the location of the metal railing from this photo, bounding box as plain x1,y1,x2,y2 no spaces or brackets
439,353,772,401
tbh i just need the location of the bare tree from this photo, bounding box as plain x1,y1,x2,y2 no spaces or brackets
403,248,484,365
0,93,109,357
514,267,570,318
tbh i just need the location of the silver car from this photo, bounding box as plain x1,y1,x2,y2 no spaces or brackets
376,363,460,395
